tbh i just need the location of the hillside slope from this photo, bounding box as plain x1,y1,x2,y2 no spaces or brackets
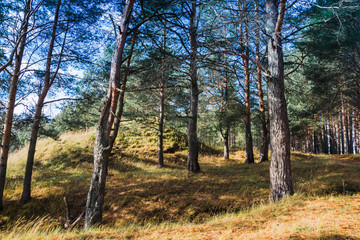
1,129,359,239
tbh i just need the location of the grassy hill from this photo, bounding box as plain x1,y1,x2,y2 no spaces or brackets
1,127,359,239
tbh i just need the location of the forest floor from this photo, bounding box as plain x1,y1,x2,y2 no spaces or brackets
0,129,359,239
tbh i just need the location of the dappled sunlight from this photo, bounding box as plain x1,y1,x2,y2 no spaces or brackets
1,130,360,239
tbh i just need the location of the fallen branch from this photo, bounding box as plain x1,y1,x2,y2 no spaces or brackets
63,196,85,231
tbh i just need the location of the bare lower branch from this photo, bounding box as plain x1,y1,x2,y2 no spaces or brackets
43,98,84,105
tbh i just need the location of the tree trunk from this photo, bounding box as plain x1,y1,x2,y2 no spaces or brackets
0,0,31,210
187,1,200,173
256,0,268,162
158,83,165,168
348,111,353,154
322,113,328,154
241,0,254,164
336,116,341,154
340,90,348,154
221,131,230,160
266,0,293,202
329,113,336,154
354,110,358,154
313,130,319,154
84,0,134,228
109,31,137,152
21,0,61,204
222,53,230,160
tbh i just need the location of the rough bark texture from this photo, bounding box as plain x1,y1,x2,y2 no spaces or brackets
84,0,134,228
21,0,61,204
0,1,31,210
109,31,137,152
266,0,293,202
187,0,200,173
256,0,269,162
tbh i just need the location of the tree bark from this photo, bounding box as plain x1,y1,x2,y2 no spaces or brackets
340,90,348,154
187,0,200,173
256,0,269,163
321,113,328,154
336,115,341,154
20,0,62,204
109,31,137,152
354,110,358,154
266,0,293,202
221,53,230,160
240,0,254,164
313,130,319,154
329,113,336,154
158,20,169,168
0,0,31,210
158,83,165,168
221,131,230,160
84,0,134,228
348,110,353,154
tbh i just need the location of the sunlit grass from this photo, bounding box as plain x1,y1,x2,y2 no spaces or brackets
1,128,359,239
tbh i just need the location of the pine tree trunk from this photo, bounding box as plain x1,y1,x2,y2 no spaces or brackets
329,113,336,154
109,31,137,152
336,117,341,154
241,0,254,164
21,88,49,204
354,110,358,154
340,91,348,154
266,0,293,202
221,131,230,160
84,0,134,228
222,54,230,160
187,1,200,173
257,67,269,162
0,1,31,210
348,111,353,154
313,130,319,154
21,0,61,204
322,113,328,154
255,0,268,163
158,84,165,168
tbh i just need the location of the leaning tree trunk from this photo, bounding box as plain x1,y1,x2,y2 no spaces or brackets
187,0,200,173
109,31,137,152
21,0,61,204
84,0,134,228
255,0,268,162
266,0,293,202
0,1,31,210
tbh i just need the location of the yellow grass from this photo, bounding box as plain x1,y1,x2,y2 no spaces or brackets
0,128,359,239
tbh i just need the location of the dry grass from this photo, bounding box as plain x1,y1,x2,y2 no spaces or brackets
1,128,359,239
